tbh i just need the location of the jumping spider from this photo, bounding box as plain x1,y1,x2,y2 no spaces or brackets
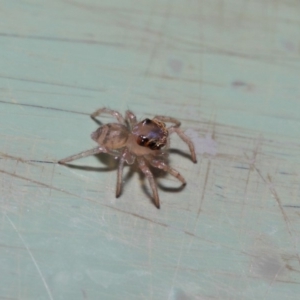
58,108,197,208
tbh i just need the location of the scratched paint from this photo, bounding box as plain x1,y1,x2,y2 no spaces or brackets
1,0,300,299
185,129,218,156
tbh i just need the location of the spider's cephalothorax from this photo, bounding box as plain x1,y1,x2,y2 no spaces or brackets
133,118,168,150
58,108,197,209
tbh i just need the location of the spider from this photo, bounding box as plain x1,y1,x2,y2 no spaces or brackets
58,108,197,208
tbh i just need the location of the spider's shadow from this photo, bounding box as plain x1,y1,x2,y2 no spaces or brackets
91,116,103,127
62,147,191,208
61,153,119,172
136,151,190,207
121,160,186,207
168,148,193,162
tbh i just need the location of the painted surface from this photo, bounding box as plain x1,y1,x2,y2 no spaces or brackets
0,0,300,299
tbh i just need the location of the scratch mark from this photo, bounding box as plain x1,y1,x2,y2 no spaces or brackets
0,169,256,256
285,264,300,274
196,160,211,219
231,80,255,92
234,165,249,170
283,205,300,209
0,168,168,227
28,160,56,164
81,289,88,300
0,100,89,115
0,152,57,167
0,167,84,198
244,153,300,266
145,72,223,87
0,153,57,168
5,215,54,300
3,88,93,98
0,32,123,47
245,153,291,230
48,163,55,198
240,138,261,238
191,116,216,232
267,174,292,234
263,265,286,299
0,152,32,164
0,75,105,92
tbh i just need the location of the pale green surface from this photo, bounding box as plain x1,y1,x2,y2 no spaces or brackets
1,1,300,299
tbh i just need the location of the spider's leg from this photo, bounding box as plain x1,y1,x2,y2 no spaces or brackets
91,108,125,124
125,110,137,128
58,147,107,164
153,115,197,162
145,157,186,185
168,127,197,163
137,157,160,209
153,115,181,127
116,152,126,198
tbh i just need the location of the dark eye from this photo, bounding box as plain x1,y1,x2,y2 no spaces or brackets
137,135,149,146
148,141,157,149
141,137,149,144
142,118,152,125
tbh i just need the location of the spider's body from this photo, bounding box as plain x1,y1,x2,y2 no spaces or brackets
58,108,196,208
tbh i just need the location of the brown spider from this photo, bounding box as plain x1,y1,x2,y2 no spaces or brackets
58,108,197,208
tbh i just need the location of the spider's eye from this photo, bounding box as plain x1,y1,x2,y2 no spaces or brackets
142,118,152,125
148,141,158,149
137,137,162,150
137,135,149,146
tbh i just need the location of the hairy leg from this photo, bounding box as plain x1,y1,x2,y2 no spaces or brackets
58,146,121,164
91,108,125,124
116,150,126,198
168,127,197,163
153,115,197,163
153,115,181,127
137,157,160,209
145,157,186,185
125,110,137,129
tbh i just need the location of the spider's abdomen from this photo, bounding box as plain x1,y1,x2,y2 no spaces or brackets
91,123,129,149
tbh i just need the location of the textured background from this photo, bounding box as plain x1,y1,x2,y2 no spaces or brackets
1,0,300,299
